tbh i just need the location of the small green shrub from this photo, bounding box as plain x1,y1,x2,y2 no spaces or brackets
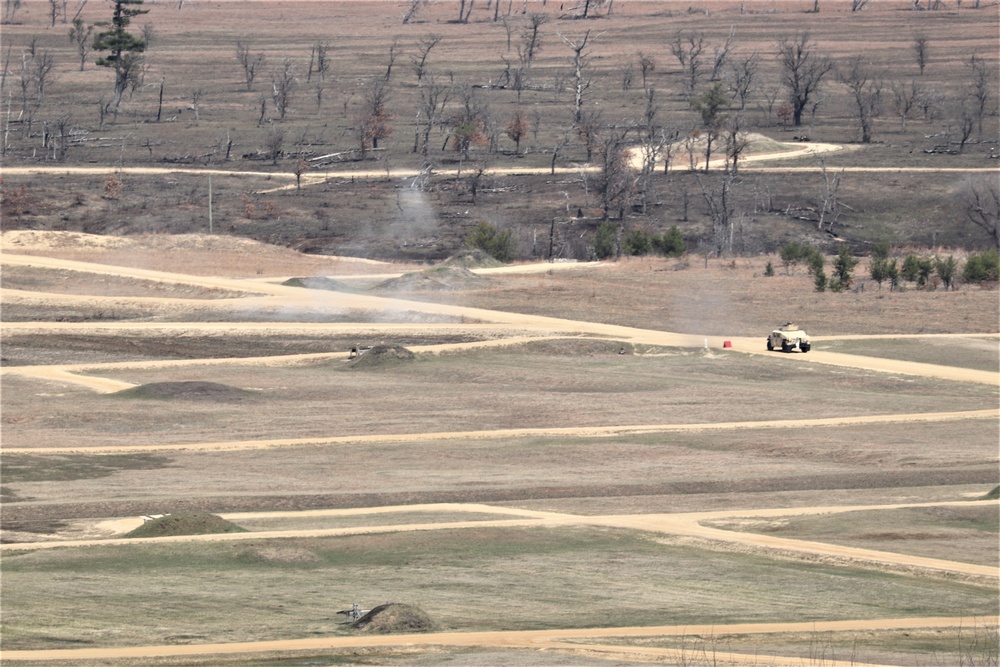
962,250,1000,283
593,220,619,259
466,220,516,262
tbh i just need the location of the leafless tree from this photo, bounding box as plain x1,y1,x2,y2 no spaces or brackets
698,173,737,256
637,51,655,90
709,27,736,81
966,53,992,140
307,41,330,82
414,75,450,156
383,39,399,81
53,111,71,161
448,84,488,161
777,32,832,127
726,53,757,110
560,29,594,124
575,108,603,161
265,123,284,165
917,86,942,121
31,49,56,105
913,34,929,75
190,88,202,121
358,77,393,157
851,0,873,10
48,0,60,26
723,112,749,175
839,56,883,143
236,40,264,92
411,34,441,86
670,31,704,94
402,0,427,24
816,158,844,232
3,0,22,24
68,18,92,71
270,58,296,120
594,124,634,220
520,13,547,73
457,0,475,23
960,176,1000,249
890,80,921,131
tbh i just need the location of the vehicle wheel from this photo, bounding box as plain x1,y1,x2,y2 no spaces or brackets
781,341,791,353
801,345,810,353
767,339,774,351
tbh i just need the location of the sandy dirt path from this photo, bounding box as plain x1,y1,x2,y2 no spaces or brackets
3,616,995,664
5,499,996,579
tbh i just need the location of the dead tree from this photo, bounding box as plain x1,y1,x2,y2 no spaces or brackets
270,58,296,120
670,31,704,94
726,52,757,110
236,40,265,92
960,176,1000,249
816,158,844,232
307,41,330,82
777,32,832,127
966,53,992,140
68,18,92,70
839,56,883,144
559,29,594,124
913,34,929,75
411,34,441,87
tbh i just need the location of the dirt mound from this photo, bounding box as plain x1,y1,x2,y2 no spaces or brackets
351,603,436,634
125,513,247,538
982,485,1000,500
348,344,415,368
282,276,359,292
374,266,489,292
112,381,254,402
439,249,504,269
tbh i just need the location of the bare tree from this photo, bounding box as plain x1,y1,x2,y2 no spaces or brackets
839,56,883,143
912,34,929,75
690,81,729,171
723,112,749,175
637,51,655,90
68,18,92,71
698,173,737,256
265,123,284,165
270,58,296,120
411,34,441,86
726,52,757,110
670,31,704,95
358,77,393,157
594,124,634,220
709,27,736,81
3,0,22,24
777,32,832,127
890,79,921,131
383,39,399,81
560,29,593,124
52,111,71,161
851,0,872,10
816,158,844,232
457,0,475,23
48,0,60,26
414,74,450,156
402,0,427,24
960,176,1000,249
190,87,202,121
31,49,56,105
307,41,330,82
966,53,992,140
235,40,264,91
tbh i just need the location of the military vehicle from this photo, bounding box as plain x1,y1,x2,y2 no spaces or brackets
767,323,811,352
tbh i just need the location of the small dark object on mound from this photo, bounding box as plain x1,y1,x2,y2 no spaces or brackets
351,603,436,634
347,344,415,368
282,276,358,292
113,381,253,402
982,485,1000,500
125,512,248,538
439,248,504,269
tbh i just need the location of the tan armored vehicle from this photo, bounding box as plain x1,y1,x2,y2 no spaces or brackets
767,323,811,353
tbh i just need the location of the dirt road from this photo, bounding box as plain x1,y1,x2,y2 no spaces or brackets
5,616,997,664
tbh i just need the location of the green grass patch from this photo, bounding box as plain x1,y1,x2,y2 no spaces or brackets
3,526,997,650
